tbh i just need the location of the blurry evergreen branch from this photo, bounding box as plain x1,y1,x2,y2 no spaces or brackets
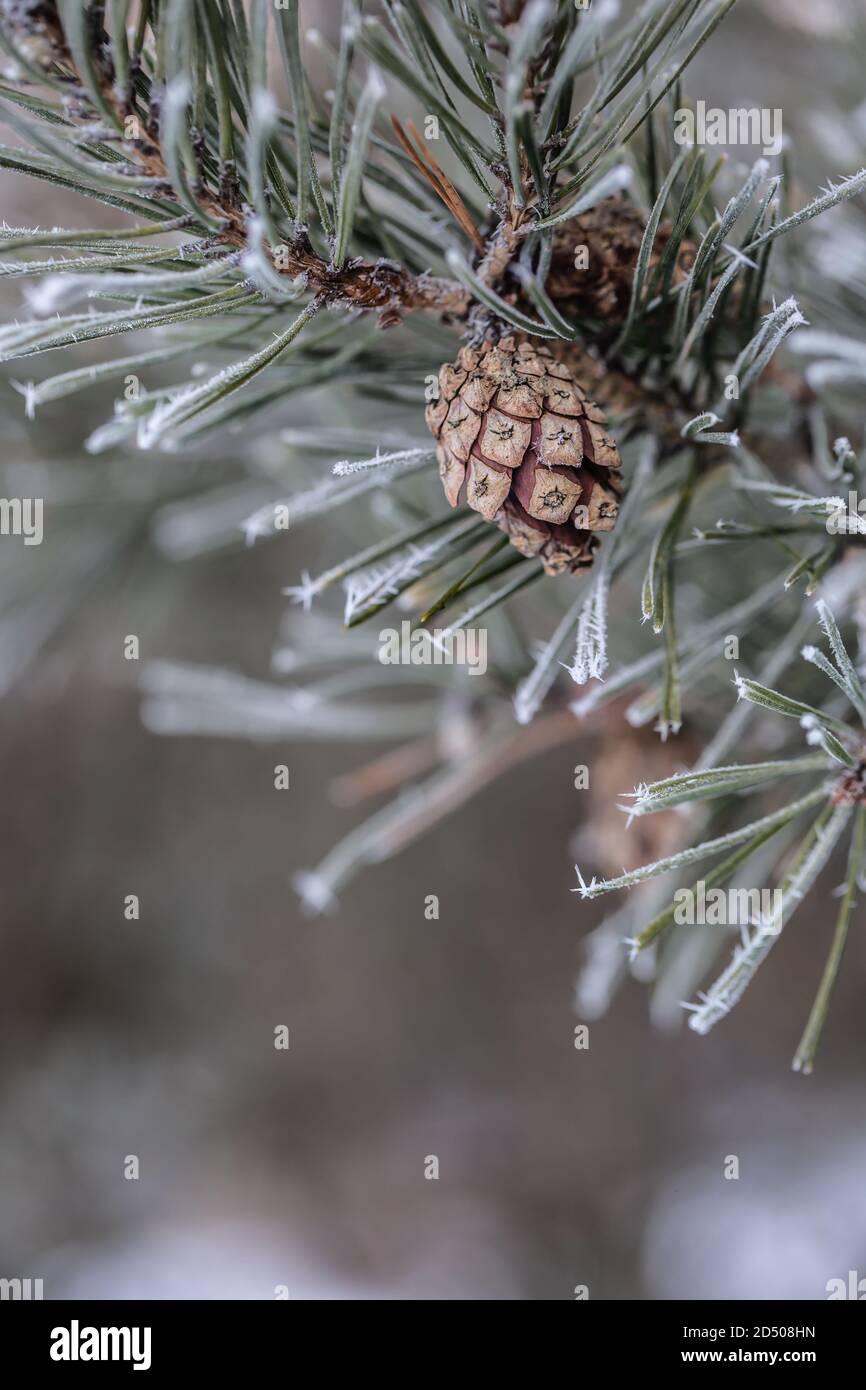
1,0,865,1063
575,584,866,1072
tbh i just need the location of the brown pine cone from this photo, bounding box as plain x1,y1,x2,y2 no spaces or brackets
425,336,622,577
577,723,702,877
1,1,67,70
547,196,694,325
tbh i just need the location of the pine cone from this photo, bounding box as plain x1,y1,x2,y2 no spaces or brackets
425,336,622,576
547,196,694,325
1,1,67,70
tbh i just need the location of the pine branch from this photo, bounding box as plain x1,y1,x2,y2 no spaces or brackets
0,0,470,320
3,0,865,1058
792,806,866,1074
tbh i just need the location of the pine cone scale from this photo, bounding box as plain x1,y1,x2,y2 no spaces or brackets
476,408,532,468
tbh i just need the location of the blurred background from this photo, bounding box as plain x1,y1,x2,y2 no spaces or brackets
1,0,865,1300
